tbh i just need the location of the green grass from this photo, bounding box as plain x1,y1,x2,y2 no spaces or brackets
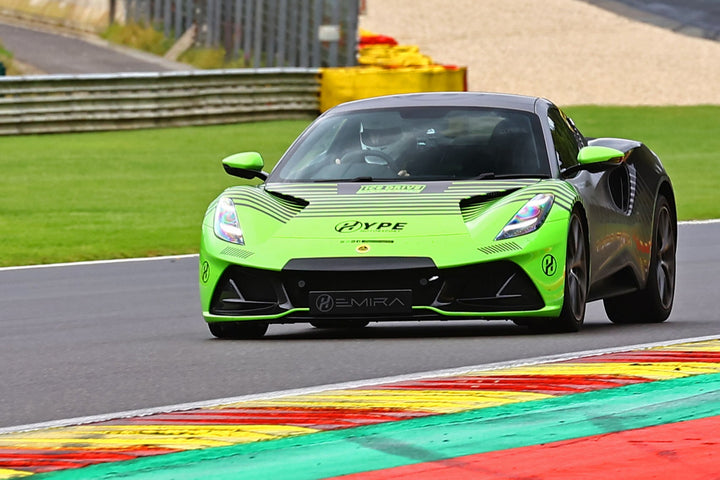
1,106,718,267
100,21,174,56
0,121,308,267
565,105,720,220
100,22,240,69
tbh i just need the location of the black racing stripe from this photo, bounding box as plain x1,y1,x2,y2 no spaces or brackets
232,202,293,223
231,192,304,216
298,212,459,218
230,198,296,220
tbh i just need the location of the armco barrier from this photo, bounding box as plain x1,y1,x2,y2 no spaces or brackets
0,68,320,135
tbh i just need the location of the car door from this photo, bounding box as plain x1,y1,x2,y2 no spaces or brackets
547,108,642,298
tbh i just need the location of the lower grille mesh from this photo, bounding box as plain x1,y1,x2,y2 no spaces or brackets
210,259,544,318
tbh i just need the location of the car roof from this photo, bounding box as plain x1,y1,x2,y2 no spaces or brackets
326,92,551,115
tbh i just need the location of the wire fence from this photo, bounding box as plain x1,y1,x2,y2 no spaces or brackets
123,0,359,68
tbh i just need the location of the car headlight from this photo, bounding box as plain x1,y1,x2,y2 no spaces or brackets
214,196,244,245
496,194,554,240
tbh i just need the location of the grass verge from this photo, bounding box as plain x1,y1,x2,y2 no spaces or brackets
100,22,239,69
1,106,717,267
0,40,21,75
565,105,719,220
0,121,308,267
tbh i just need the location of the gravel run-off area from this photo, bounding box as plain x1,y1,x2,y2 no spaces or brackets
360,0,720,105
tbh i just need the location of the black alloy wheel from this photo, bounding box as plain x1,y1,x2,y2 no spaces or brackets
526,209,588,333
604,195,676,323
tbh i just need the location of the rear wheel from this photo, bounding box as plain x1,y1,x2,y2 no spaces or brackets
604,195,676,323
208,321,268,339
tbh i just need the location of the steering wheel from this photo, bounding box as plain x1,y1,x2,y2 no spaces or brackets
339,149,396,167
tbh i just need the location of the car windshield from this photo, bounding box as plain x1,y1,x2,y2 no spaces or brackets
269,106,551,182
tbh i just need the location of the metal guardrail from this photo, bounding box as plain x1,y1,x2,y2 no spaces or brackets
0,68,320,135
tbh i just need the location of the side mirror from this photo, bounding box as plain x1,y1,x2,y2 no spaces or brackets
577,145,625,166
222,152,268,180
562,145,626,178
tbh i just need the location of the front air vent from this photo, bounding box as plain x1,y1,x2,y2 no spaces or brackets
459,196,493,222
479,242,521,255
266,190,309,213
220,246,255,259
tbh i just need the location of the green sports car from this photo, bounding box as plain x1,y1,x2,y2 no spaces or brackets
199,92,676,338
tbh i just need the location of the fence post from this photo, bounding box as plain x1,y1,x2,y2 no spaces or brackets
344,0,359,66
252,0,263,66
275,0,288,67
265,0,277,67
287,0,298,66
194,0,207,46
311,0,322,67
243,0,253,65
298,0,310,67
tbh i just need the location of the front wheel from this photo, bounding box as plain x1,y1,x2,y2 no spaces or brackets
208,321,268,339
604,195,676,324
530,210,588,333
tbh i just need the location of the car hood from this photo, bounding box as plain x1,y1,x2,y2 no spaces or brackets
234,180,543,239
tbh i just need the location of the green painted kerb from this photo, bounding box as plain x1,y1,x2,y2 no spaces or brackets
34,372,720,480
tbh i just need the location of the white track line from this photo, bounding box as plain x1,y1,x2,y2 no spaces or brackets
2,333,719,436
0,254,198,272
679,219,720,225
0,220,717,273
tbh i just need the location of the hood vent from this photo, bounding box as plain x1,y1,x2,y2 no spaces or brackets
266,189,310,211
459,189,518,222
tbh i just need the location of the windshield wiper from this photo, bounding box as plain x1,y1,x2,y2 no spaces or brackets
471,172,495,180
491,173,550,179
313,176,375,183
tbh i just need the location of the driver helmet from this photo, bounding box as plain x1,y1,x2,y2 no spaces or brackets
359,113,406,160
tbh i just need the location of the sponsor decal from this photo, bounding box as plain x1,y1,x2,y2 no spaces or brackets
338,182,450,195
542,254,557,276
335,220,407,233
357,184,426,193
314,294,335,313
200,260,210,283
340,239,394,244
310,290,412,314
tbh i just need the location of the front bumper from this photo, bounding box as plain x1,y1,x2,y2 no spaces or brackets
203,256,561,323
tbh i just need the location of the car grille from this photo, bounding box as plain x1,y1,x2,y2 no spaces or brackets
210,257,544,319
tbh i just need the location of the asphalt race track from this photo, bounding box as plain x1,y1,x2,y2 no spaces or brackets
0,21,190,74
1,222,718,429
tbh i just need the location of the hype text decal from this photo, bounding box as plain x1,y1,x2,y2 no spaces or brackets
334,220,407,233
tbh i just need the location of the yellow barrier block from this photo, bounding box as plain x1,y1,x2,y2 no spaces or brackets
358,45,434,67
319,66,467,112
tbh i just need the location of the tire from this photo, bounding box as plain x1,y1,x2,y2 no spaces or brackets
604,195,676,324
310,320,369,329
208,321,268,339
530,209,588,333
